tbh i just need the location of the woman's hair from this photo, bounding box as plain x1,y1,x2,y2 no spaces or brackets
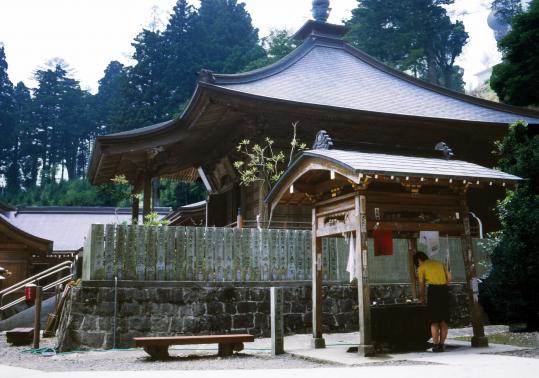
413,252,429,267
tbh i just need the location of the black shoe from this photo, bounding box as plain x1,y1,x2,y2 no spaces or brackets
432,344,443,353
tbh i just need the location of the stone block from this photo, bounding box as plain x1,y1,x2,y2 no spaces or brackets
183,317,202,334
117,288,135,302
170,317,183,333
179,306,193,317
218,287,241,303
248,288,267,301
98,317,112,332
283,313,304,332
225,303,237,314
94,302,115,316
183,287,202,303
120,302,140,316
237,301,257,314
206,301,224,315
80,331,104,349
233,314,254,329
80,315,97,331
129,316,151,332
291,301,305,313
151,316,171,333
172,288,184,303
254,312,268,329
192,302,206,317
133,288,151,302
257,301,270,314
156,288,173,303
98,288,114,302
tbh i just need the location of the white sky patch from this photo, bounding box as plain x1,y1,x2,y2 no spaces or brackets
0,0,499,93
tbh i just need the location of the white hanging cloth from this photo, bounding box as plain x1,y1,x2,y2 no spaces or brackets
419,231,440,257
345,232,357,282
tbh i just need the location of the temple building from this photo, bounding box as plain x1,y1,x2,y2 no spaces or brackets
88,3,539,233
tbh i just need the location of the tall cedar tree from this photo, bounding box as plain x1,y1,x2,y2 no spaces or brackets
0,46,15,185
490,0,539,106
345,0,468,92
481,121,539,330
108,0,265,133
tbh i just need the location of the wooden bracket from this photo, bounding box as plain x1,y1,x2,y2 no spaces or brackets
352,178,370,191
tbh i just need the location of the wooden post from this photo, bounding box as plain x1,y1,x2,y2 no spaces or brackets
151,177,160,209
131,190,139,225
271,287,284,355
355,194,375,356
237,208,243,229
143,176,152,222
311,207,325,348
460,197,488,347
408,238,418,300
33,286,43,349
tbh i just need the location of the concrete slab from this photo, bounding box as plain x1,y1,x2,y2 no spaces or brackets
0,365,43,378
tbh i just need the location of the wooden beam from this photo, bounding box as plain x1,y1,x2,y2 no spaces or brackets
460,197,488,347
355,194,375,356
311,207,325,349
151,177,160,209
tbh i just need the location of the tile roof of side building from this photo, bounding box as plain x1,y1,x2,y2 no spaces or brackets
4,206,171,253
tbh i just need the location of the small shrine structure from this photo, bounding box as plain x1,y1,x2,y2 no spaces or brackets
265,134,521,355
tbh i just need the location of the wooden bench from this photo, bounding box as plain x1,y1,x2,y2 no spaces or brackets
133,334,255,359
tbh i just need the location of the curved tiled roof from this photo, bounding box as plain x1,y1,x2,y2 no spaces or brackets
213,40,539,124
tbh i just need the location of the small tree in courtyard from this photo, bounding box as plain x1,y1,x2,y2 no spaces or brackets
482,121,539,330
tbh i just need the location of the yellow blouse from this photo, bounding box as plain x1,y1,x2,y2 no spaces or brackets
418,259,449,285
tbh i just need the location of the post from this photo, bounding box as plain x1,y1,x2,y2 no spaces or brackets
460,198,488,347
408,238,418,300
143,175,152,222
237,208,243,229
131,190,139,225
271,287,284,355
151,177,160,209
33,286,43,349
311,207,325,348
355,194,375,356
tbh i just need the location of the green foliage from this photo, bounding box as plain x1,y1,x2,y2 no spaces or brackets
482,121,539,330
233,122,306,188
143,212,170,226
159,180,207,209
243,29,299,71
0,178,130,207
345,0,468,92
490,0,539,106
492,0,525,24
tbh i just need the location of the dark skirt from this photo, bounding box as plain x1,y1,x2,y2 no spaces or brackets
427,284,450,323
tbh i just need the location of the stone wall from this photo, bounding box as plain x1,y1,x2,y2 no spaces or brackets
56,282,470,351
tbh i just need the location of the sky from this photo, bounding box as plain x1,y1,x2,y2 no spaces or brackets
0,0,499,93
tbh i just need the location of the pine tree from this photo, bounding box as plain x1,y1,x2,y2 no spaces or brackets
0,45,15,187
345,0,468,91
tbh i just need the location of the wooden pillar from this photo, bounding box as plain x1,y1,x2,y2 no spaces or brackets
143,175,152,223
151,177,160,209
237,208,243,229
408,238,418,300
355,194,375,356
460,197,488,347
311,207,325,348
131,190,140,225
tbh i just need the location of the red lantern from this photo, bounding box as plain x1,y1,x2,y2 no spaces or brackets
25,283,37,302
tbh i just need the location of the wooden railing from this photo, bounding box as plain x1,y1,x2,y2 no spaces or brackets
82,224,491,283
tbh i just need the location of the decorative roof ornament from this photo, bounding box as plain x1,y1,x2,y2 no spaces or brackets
435,142,454,160
198,69,215,84
313,130,334,150
312,0,331,22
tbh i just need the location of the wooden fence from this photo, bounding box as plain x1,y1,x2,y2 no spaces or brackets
82,224,491,283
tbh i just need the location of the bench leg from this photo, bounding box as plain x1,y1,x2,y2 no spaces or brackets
218,342,244,357
144,345,169,360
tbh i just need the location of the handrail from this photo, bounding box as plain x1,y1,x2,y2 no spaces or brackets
0,260,73,309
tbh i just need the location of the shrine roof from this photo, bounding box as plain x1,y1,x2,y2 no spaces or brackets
304,149,522,181
211,36,539,124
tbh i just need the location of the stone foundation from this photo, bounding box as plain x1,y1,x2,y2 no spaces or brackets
56,282,470,351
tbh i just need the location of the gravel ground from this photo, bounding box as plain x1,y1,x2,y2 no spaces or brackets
0,334,337,371
1,326,538,371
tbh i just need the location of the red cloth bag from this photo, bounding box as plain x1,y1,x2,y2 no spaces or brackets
373,230,393,256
